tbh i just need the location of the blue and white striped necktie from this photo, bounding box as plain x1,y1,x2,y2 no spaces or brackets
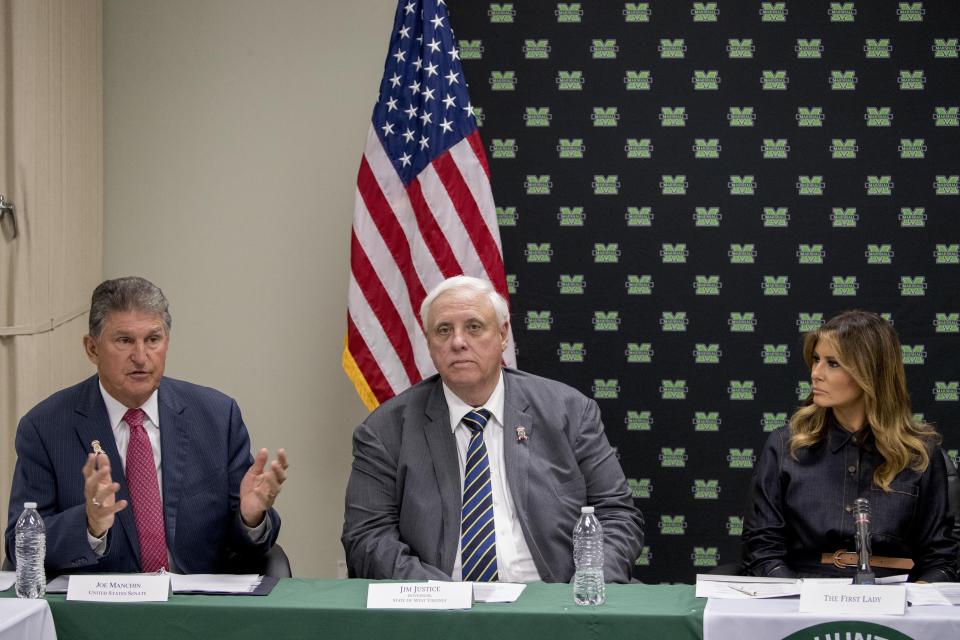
460,408,498,582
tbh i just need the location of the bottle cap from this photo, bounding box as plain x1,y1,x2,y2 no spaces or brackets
24,502,37,509
581,506,594,514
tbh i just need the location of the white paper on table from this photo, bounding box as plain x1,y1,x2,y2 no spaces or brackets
695,580,802,599
931,583,960,605
169,573,261,593
45,575,70,593
472,582,526,603
695,573,797,584
876,574,909,584
904,583,953,606
799,578,853,585
0,571,15,591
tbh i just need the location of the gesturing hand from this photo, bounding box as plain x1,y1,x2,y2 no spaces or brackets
83,453,128,537
239,448,288,527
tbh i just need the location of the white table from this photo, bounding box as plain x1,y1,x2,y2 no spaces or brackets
0,598,57,640
705,597,960,640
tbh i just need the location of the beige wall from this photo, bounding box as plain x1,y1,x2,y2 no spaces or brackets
103,0,393,577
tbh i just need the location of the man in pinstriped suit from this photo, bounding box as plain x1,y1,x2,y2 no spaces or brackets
342,276,643,583
4,276,288,574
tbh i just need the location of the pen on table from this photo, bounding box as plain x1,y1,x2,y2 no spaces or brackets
727,585,758,597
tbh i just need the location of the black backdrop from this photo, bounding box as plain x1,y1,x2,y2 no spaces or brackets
450,1,960,583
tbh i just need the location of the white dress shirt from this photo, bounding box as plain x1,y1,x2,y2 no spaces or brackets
444,372,540,583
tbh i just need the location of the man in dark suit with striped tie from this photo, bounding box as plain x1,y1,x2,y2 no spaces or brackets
342,276,643,583
4,276,288,574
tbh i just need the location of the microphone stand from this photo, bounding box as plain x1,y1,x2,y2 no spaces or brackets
853,498,875,585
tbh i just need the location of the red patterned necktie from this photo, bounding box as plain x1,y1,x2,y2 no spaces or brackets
123,408,168,572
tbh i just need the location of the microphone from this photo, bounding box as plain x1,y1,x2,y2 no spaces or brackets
853,497,875,585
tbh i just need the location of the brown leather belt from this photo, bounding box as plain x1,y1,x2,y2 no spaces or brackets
821,550,915,571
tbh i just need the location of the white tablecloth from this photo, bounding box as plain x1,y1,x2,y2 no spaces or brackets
0,598,57,640
705,597,960,640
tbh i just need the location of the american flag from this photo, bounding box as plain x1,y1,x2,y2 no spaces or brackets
344,0,516,409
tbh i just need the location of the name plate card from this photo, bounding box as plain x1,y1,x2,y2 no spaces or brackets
367,582,472,610
800,583,906,616
67,574,170,602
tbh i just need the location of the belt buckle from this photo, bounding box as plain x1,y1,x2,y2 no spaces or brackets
832,549,857,569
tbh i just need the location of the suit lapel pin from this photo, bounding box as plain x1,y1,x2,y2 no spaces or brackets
91,439,105,455
515,426,528,442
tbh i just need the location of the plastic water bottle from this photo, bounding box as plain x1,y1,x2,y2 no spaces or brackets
572,505,605,606
15,502,46,599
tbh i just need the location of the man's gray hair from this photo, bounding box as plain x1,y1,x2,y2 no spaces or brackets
88,276,172,338
419,276,509,328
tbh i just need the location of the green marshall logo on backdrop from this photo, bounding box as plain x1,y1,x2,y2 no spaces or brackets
935,244,960,263
593,175,620,195
623,3,651,22
473,107,485,127
523,107,551,127
490,139,517,159
626,275,654,295
727,516,744,536
935,107,959,127
659,39,686,59
865,106,893,127
592,311,620,331
902,345,926,365
694,344,722,364
661,176,687,195
936,175,960,195
831,276,859,296
830,70,857,90
591,107,619,127
524,242,552,262
762,413,789,432
797,175,825,195
487,3,515,23
693,411,721,431
797,381,813,400
489,70,516,91
727,39,754,58
558,342,586,363
628,478,652,498
693,70,720,90
495,206,517,226
524,311,552,330
898,2,925,22
592,379,620,400
625,138,653,159
762,344,790,364
624,70,652,90
694,207,722,227
694,275,722,295
729,312,756,332
626,343,654,363
797,312,825,332
762,276,790,295
900,207,926,227
762,139,789,159
797,244,825,264
635,546,653,567
728,244,756,264
522,39,550,59
660,107,687,127
899,276,926,296
831,207,859,227
556,70,584,90
558,206,586,227
692,479,721,499
866,244,894,264
933,38,959,58
866,175,894,195
761,70,788,90
459,40,484,59
728,380,756,400
625,410,653,431
626,207,654,227
935,313,960,333
934,382,959,401
558,274,585,294
762,207,790,227
760,2,788,22
729,176,756,195
728,107,756,127
829,2,857,22
797,107,824,127
692,2,719,22
951,450,960,469
555,3,582,23
899,70,925,90
795,38,823,59
694,138,721,159
590,39,618,59
661,243,688,263
727,449,756,468
692,547,719,567
524,175,551,195
865,39,892,58
830,139,857,159
505,275,517,295
659,448,688,468
557,138,585,159
660,380,688,400
659,515,686,534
